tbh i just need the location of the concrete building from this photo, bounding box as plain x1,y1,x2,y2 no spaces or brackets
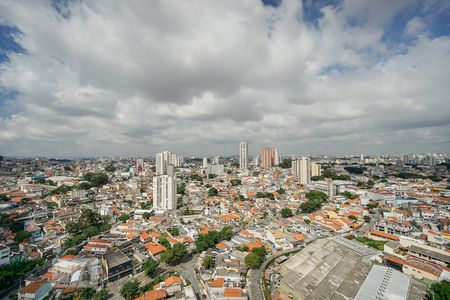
260,147,278,168
279,236,379,299
18,281,51,300
0,244,10,266
135,158,144,173
99,205,113,217
354,265,411,300
311,162,321,177
292,157,321,185
156,150,181,175
102,251,133,283
239,141,248,170
203,157,208,168
153,175,177,210
206,164,224,176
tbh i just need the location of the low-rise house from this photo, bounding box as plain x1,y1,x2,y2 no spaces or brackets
18,281,51,300
154,276,183,296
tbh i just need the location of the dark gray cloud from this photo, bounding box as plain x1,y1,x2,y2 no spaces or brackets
0,0,449,157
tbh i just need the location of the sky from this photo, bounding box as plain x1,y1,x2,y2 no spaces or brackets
0,0,449,157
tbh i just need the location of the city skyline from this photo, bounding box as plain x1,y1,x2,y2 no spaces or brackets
0,1,450,156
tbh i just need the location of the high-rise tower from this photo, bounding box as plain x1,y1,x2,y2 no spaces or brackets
239,141,248,170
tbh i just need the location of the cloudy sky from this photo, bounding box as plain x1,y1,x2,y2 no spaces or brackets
0,0,449,157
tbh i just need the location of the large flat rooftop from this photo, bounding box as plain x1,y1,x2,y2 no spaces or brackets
279,236,379,299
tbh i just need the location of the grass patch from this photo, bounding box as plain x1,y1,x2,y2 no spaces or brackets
356,237,387,251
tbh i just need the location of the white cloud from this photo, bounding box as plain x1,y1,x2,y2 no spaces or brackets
0,0,449,157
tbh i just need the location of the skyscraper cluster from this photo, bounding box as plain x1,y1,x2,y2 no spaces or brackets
155,151,183,175
292,157,321,185
153,150,179,211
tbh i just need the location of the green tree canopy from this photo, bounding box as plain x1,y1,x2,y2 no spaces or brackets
143,258,159,277
82,172,109,187
168,227,180,236
120,280,140,300
202,256,215,270
118,213,131,222
251,247,267,260
208,187,219,196
428,280,450,300
105,164,116,173
245,253,262,269
93,289,108,300
161,243,187,265
80,287,95,300
281,208,293,218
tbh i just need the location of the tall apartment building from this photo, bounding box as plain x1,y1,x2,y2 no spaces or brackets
203,157,208,168
153,175,176,210
154,150,178,211
311,161,322,177
260,147,278,168
156,151,182,175
292,157,321,185
135,158,144,173
239,141,248,170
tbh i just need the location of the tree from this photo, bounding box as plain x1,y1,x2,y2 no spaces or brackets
0,194,9,201
281,208,293,218
306,190,328,202
82,172,109,187
428,280,450,300
341,191,358,200
120,280,140,300
344,166,365,174
118,213,131,222
177,183,186,195
208,187,218,196
105,164,116,173
47,202,58,209
161,243,187,265
276,187,286,195
251,247,267,260
278,158,291,168
143,258,159,277
14,231,31,243
366,202,378,210
363,215,371,222
245,253,262,269
80,287,95,300
202,256,215,270
142,212,151,220
168,227,180,236
50,184,72,195
239,245,249,252
230,179,241,186
220,226,233,240
311,175,324,181
77,182,92,190
93,289,108,300
256,192,275,200
348,215,358,221
300,200,321,213
158,235,170,248
78,209,103,228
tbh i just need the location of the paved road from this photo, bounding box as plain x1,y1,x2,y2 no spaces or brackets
247,247,303,300
173,253,202,299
